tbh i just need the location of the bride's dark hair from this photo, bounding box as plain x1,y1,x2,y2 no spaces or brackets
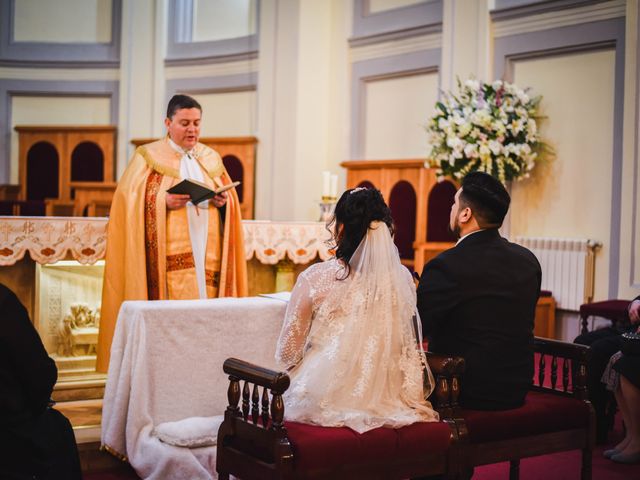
328,187,394,278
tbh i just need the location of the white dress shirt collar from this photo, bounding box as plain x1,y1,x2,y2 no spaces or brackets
455,228,485,246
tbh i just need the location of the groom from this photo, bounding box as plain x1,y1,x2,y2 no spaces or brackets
417,172,541,410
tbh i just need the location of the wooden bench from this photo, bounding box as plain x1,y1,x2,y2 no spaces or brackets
216,353,467,479
456,337,595,480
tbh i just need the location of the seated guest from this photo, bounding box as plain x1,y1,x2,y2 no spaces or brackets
0,283,82,479
575,296,640,443
275,187,439,433
417,172,541,410
602,322,640,464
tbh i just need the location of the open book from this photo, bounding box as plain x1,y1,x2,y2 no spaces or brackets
167,179,240,204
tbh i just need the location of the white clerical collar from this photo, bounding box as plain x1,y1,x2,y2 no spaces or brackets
168,137,195,157
455,228,485,246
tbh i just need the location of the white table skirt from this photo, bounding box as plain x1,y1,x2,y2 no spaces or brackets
101,296,286,479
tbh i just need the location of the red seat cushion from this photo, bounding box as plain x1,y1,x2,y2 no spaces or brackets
460,391,590,443
284,420,452,473
579,300,631,320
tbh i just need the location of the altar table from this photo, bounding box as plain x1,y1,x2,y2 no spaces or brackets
101,296,287,479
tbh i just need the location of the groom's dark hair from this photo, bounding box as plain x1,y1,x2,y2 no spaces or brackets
460,172,510,228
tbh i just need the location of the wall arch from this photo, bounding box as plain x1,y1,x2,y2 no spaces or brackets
26,141,59,201
388,180,416,260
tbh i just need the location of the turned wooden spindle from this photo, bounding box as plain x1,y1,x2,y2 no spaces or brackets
261,387,270,427
435,375,450,410
538,354,545,387
242,381,250,421
450,375,460,408
251,383,260,425
551,356,558,390
562,358,570,392
271,392,285,429
227,375,241,414
575,359,588,400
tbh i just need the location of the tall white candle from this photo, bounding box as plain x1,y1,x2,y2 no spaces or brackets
322,171,330,197
330,174,338,199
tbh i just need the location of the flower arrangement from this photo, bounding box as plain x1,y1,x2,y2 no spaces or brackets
426,78,542,183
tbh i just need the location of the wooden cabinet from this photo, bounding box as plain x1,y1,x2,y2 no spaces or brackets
14,125,116,216
341,159,457,270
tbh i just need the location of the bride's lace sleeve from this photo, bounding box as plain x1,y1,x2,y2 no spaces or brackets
275,273,314,369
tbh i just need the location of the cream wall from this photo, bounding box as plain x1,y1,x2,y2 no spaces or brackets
510,50,616,302
363,72,438,159
192,0,257,41
13,0,112,43
197,91,257,137
369,0,425,14
10,96,111,184
620,0,640,299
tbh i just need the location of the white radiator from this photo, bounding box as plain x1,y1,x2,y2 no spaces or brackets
513,237,601,311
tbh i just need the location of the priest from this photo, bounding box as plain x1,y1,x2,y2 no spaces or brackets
96,94,248,372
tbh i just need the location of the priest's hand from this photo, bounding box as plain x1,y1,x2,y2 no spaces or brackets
166,193,190,210
212,191,228,208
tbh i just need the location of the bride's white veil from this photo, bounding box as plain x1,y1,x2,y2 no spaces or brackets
300,220,435,428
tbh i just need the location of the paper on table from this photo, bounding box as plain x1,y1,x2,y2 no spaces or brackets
258,292,291,303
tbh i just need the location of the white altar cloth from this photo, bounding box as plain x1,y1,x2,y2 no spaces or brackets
101,297,286,479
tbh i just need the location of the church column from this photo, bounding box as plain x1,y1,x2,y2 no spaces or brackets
256,0,349,221
440,0,492,90
117,0,167,177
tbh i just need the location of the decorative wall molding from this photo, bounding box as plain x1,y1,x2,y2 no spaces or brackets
494,17,625,298
0,67,120,82
492,0,615,22
0,79,119,184
350,31,442,63
351,48,440,159
165,72,258,100
492,0,625,37
0,0,122,68
0,217,332,266
166,0,259,66
165,58,258,80
351,0,442,43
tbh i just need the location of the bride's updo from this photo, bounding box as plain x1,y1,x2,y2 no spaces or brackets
329,187,394,277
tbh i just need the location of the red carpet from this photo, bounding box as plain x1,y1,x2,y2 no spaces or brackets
474,412,640,480
85,414,640,479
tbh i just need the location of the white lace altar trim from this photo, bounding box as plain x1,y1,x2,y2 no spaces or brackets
0,217,332,266
0,216,107,266
242,220,333,265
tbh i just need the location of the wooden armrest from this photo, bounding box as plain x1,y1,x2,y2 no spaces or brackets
426,352,465,376
425,352,465,418
222,358,290,430
532,337,590,400
223,358,290,393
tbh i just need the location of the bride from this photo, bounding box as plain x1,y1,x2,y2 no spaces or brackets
275,187,438,433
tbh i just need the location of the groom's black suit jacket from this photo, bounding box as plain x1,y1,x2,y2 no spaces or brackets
417,228,541,410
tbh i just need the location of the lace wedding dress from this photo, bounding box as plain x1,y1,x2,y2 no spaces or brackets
275,221,438,433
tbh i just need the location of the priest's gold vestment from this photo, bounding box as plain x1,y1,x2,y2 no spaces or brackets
96,139,247,372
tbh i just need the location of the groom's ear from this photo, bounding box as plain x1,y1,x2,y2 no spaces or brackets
459,205,473,224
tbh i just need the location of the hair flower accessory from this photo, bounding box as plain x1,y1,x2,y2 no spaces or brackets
350,187,367,194
426,77,545,184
